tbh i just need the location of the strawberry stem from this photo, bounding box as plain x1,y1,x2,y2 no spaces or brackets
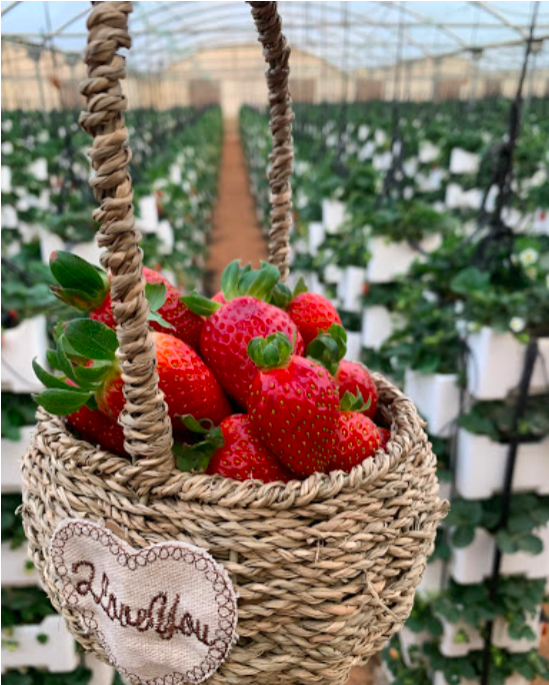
306,324,347,375
248,332,293,369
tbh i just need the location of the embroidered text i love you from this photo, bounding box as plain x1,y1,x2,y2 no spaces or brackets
50,519,238,685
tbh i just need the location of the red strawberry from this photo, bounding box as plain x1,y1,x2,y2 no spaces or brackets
331,410,381,472
183,261,304,407
49,251,203,349
335,360,378,419
176,414,291,483
212,291,226,304
33,322,231,439
67,404,127,456
377,426,391,450
287,292,341,348
247,332,339,477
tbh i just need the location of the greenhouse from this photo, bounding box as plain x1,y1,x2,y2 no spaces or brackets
1,2,548,685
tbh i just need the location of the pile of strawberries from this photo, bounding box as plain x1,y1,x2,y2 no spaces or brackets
35,254,390,483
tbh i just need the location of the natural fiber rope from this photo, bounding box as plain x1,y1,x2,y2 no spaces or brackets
78,1,174,488
22,373,448,685
249,1,294,282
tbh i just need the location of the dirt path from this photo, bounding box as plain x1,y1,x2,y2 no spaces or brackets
204,129,268,295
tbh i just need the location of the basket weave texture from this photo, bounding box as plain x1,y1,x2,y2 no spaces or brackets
21,2,448,684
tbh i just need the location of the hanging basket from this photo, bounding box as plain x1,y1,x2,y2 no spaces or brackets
21,3,448,685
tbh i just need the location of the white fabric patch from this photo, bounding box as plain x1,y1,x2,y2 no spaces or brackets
50,519,238,684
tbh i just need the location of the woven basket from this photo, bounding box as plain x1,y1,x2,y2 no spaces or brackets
21,3,448,685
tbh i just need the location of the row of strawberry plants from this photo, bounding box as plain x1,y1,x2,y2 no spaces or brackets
241,99,549,685
1,107,222,684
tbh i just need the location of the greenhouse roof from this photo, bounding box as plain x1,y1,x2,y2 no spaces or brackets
2,1,548,73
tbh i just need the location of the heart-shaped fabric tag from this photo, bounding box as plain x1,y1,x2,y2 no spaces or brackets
50,519,238,684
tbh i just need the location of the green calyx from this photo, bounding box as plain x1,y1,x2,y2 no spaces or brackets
174,414,225,472
33,318,119,415
49,251,109,312
181,260,281,317
144,282,172,329
248,332,294,370
271,276,308,310
340,390,372,414
306,324,347,375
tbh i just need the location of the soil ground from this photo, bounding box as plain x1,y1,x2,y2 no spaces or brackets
204,128,268,295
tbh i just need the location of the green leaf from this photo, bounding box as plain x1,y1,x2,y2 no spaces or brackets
32,359,71,391
516,533,543,555
147,310,173,329
34,388,92,415
247,332,293,369
451,526,475,548
496,530,519,554
306,324,347,374
242,261,280,301
271,282,293,309
181,291,222,316
46,349,61,371
180,414,213,435
145,282,167,313
293,277,308,297
64,319,118,360
71,360,112,388
450,267,490,296
221,260,242,301
49,250,106,294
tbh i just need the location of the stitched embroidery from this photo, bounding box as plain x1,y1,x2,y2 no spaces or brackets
50,519,238,685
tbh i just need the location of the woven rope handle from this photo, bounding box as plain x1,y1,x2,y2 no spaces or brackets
79,1,174,493
249,1,294,283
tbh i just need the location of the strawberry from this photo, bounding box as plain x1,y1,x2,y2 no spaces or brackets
335,361,378,420
67,403,127,456
273,278,341,348
377,426,391,451
49,251,203,349
211,291,226,304
330,391,381,472
183,261,304,407
176,414,292,483
247,332,339,477
33,320,231,438
307,326,378,420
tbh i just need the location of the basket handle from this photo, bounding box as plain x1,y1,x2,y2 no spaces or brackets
248,1,294,283
79,1,174,495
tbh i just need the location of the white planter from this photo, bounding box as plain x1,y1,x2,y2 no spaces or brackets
322,199,345,234
450,526,549,585
374,128,387,147
345,332,362,362
403,158,418,177
1,426,33,493
157,219,175,255
434,672,527,685
439,616,483,657
309,271,325,297
419,141,440,164
1,203,17,228
358,124,369,141
28,158,48,182
2,165,12,193
340,266,365,312
466,327,549,399
169,163,182,184
137,195,159,232
367,237,418,283
404,371,460,438
361,306,404,351
445,183,463,209
39,226,64,263
358,141,375,161
1,615,78,673
533,208,549,235
373,152,392,171
2,317,48,394
324,263,342,285
1,542,37,586
308,221,325,256
449,148,480,175
69,240,103,266
399,627,430,667
85,654,116,685
492,614,541,653
417,558,445,596
456,430,549,499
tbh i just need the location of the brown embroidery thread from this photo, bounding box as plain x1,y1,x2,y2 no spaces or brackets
72,561,215,645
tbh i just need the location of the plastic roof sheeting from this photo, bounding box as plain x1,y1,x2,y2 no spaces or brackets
1,1,548,73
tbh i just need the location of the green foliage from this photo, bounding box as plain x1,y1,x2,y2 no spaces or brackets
1,587,55,628
1,394,36,440
2,493,26,549
2,666,93,685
